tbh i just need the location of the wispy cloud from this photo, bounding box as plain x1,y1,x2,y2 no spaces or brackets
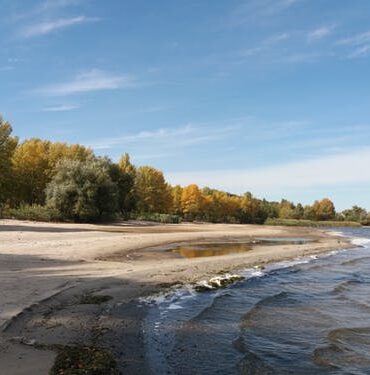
240,32,290,57
307,26,333,42
337,31,370,46
20,16,99,38
229,0,301,27
167,148,370,194
87,123,240,151
12,0,85,22
33,69,134,96
41,104,79,112
336,30,370,59
348,45,370,59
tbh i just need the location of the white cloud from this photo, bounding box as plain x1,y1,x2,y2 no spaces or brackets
240,32,290,57
41,104,79,112
307,26,333,42
167,148,370,193
33,69,134,96
228,0,301,27
337,31,370,46
348,45,370,59
20,16,99,38
87,123,240,151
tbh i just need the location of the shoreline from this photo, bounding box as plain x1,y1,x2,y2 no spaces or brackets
0,220,354,374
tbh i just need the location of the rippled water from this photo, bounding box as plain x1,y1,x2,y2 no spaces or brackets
143,228,370,374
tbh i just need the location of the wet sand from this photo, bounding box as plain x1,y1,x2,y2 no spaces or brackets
0,219,352,374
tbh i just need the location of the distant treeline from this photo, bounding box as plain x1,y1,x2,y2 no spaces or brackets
1,116,369,225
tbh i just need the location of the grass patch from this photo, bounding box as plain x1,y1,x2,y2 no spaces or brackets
79,294,112,305
265,218,361,228
129,212,182,224
1,204,62,222
49,345,119,375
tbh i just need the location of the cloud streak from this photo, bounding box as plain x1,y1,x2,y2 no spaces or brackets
33,69,134,96
41,104,79,112
167,148,370,193
20,16,99,38
87,123,240,151
307,26,333,42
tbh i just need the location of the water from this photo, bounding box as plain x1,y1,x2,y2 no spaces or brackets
170,238,314,258
143,228,370,374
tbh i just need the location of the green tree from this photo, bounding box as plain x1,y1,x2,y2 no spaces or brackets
341,206,368,223
0,117,18,206
116,153,136,214
46,158,118,222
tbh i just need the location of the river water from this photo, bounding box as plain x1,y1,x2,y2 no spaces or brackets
143,228,370,374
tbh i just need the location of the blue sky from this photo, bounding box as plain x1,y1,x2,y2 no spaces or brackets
1,0,370,210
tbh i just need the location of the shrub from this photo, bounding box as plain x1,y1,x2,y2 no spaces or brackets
130,212,181,224
265,218,361,228
46,158,119,222
0,204,61,222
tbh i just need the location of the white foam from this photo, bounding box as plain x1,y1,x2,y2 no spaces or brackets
327,230,346,237
351,237,370,246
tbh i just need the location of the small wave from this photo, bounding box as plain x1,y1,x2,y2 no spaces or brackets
239,350,275,375
332,279,362,294
138,285,196,306
351,237,370,246
241,291,293,328
314,326,370,370
340,256,370,267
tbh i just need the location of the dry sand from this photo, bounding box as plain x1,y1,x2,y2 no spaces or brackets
0,219,352,374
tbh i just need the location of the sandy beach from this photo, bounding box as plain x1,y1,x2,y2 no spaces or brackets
0,219,352,374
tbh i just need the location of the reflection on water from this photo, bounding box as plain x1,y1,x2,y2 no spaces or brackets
170,238,313,258
144,228,370,374
171,243,252,258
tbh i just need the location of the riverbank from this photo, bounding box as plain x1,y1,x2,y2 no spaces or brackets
0,219,353,374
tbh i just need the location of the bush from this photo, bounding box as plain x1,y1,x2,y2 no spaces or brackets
130,212,182,224
265,218,361,228
0,204,61,222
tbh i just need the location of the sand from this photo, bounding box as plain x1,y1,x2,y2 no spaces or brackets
0,219,352,374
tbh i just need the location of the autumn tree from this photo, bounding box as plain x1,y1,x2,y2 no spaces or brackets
134,166,172,213
240,192,266,224
46,158,118,222
12,139,93,205
171,185,183,215
278,199,296,219
312,198,335,221
202,188,240,223
181,184,205,220
12,139,51,205
115,153,137,214
0,117,18,206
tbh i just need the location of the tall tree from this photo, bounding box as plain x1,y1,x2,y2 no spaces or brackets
134,166,172,213
12,138,51,205
181,184,204,220
312,198,335,221
116,153,136,214
0,117,18,206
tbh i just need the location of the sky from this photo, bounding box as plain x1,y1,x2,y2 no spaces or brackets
1,0,370,210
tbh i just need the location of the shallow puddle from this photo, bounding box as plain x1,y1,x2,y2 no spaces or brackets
170,237,314,258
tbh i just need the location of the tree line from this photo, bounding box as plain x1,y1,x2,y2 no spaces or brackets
1,116,369,224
